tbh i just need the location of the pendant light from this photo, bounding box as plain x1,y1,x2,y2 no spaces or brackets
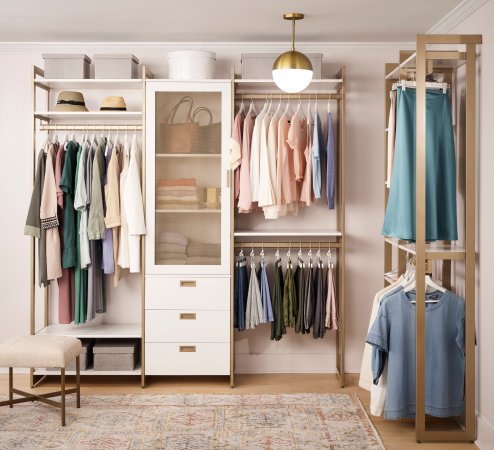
272,13,313,93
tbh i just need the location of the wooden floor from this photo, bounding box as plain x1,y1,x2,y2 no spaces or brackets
0,373,477,450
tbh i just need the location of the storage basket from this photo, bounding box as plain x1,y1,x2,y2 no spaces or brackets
94,54,139,79
192,107,221,154
167,51,216,80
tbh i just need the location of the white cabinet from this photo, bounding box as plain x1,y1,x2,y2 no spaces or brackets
144,81,231,378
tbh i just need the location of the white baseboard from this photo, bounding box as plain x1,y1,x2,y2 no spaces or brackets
476,416,494,450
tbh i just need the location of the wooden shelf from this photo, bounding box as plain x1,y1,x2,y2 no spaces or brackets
35,78,143,90
156,209,220,213
156,153,220,158
35,323,141,338
234,78,343,93
34,111,143,121
234,230,343,237
384,237,466,260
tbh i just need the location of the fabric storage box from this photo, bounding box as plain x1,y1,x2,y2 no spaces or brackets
93,339,138,371
94,54,140,79
241,53,322,79
42,54,91,79
167,51,216,79
65,339,94,371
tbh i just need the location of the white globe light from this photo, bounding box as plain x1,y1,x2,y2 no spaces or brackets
272,68,313,93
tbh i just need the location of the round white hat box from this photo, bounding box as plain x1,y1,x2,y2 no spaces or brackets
167,51,216,80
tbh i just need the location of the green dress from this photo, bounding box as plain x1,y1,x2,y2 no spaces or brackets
294,257,306,334
283,258,296,328
270,258,286,341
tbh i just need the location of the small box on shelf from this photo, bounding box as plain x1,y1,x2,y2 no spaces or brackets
42,54,91,79
93,339,139,371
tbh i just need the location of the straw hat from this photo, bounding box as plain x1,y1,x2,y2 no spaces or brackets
54,91,88,112
100,96,127,111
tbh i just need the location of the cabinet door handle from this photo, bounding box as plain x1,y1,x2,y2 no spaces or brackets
180,280,196,287
179,313,196,320
179,345,196,353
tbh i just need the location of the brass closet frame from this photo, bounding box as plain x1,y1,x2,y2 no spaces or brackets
229,67,346,388
29,66,149,387
383,34,481,443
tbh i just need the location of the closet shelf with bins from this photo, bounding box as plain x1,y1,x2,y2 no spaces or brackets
231,67,346,387
29,65,149,384
382,35,481,443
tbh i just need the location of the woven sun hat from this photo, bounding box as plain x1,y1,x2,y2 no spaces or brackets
54,91,88,112
100,96,127,111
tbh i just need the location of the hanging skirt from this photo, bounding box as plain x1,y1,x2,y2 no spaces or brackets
382,86,457,241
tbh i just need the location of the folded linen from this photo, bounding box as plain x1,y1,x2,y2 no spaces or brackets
156,251,189,260
155,242,187,254
156,189,199,197
156,203,201,210
157,195,199,201
157,231,188,246
157,178,196,187
156,258,187,265
187,242,221,257
187,256,221,265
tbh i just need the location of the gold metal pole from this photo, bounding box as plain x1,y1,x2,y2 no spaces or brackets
414,34,427,442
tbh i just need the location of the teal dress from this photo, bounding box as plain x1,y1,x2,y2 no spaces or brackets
382,87,458,241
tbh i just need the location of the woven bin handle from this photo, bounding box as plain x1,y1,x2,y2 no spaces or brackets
166,96,194,124
192,106,213,125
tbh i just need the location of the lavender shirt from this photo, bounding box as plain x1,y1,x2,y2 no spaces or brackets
102,141,114,274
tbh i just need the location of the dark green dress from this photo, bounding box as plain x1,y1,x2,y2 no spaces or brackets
294,257,306,334
283,258,296,328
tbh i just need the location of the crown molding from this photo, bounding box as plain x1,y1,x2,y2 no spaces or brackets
0,41,414,53
427,0,489,33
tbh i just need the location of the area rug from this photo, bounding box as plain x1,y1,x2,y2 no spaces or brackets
0,393,384,449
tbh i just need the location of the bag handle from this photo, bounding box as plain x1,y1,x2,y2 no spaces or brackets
192,107,213,125
166,96,194,124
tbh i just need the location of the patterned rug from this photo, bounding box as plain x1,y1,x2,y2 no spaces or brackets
0,393,384,449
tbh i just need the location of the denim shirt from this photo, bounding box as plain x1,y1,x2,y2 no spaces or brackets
366,289,465,419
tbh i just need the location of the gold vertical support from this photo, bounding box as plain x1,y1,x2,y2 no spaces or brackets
141,66,147,389
415,34,427,442
230,66,236,388
8,368,13,408
463,42,477,441
336,66,346,387
60,368,66,426
30,65,37,388
76,356,81,408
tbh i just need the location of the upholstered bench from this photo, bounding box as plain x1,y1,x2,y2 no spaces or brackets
0,335,82,426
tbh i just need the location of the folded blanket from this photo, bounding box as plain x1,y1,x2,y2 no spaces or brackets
187,256,221,265
187,242,221,257
156,186,198,192
156,251,189,259
156,203,201,210
157,231,188,246
157,195,199,201
157,178,196,187
156,189,199,197
155,242,187,254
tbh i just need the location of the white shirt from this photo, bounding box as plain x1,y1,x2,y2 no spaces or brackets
118,138,131,269
249,109,266,202
123,136,146,273
74,140,91,269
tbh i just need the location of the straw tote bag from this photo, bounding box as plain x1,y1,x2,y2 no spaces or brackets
160,96,199,153
192,107,221,154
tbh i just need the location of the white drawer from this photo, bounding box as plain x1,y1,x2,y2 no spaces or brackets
145,310,230,342
145,342,230,375
145,276,230,310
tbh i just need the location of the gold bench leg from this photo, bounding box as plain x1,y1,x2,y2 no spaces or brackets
8,368,13,408
76,356,80,409
61,368,65,426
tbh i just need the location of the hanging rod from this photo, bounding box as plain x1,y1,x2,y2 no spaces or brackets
234,242,341,249
39,124,142,131
234,93,340,100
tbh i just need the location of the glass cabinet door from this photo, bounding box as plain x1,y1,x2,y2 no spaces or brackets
146,82,231,275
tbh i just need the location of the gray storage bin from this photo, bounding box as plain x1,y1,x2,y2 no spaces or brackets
42,54,91,79
66,339,94,371
241,53,322,79
93,339,138,371
94,54,140,79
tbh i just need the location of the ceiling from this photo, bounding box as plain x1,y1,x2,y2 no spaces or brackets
0,0,461,42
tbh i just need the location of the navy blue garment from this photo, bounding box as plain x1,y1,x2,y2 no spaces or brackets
234,255,248,330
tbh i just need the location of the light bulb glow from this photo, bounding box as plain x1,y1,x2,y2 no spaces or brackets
272,68,313,93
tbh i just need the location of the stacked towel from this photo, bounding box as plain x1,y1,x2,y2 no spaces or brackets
187,242,221,258
156,231,188,264
156,178,201,209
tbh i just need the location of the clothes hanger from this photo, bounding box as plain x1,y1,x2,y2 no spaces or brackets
314,93,318,117
294,94,306,120
317,242,322,267
238,93,245,115
275,242,280,260
327,246,334,269
247,94,256,116
327,97,332,115
250,245,255,268
274,94,282,117
286,242,292,268
308,242,313,268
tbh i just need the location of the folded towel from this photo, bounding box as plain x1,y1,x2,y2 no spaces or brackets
156,189,199,197
157,178,196,187
156,195,199,201
155,242,187,254
156,203,201,210
187,256,221,265
156,258,187,265
156,186,198,192
157,231,188,246
187,242,221,257
156,251,189,260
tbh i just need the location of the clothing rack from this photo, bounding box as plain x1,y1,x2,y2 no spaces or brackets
383,34,481,443
39,124,143,131
230,66,346,388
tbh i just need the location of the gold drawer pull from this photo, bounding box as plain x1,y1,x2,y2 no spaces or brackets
179,313,196,320
180,280,196,287
179,345,196,353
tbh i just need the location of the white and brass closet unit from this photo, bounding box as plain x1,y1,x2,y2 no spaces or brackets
230,67,346,387
29,65,149,385
383,34,481,443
